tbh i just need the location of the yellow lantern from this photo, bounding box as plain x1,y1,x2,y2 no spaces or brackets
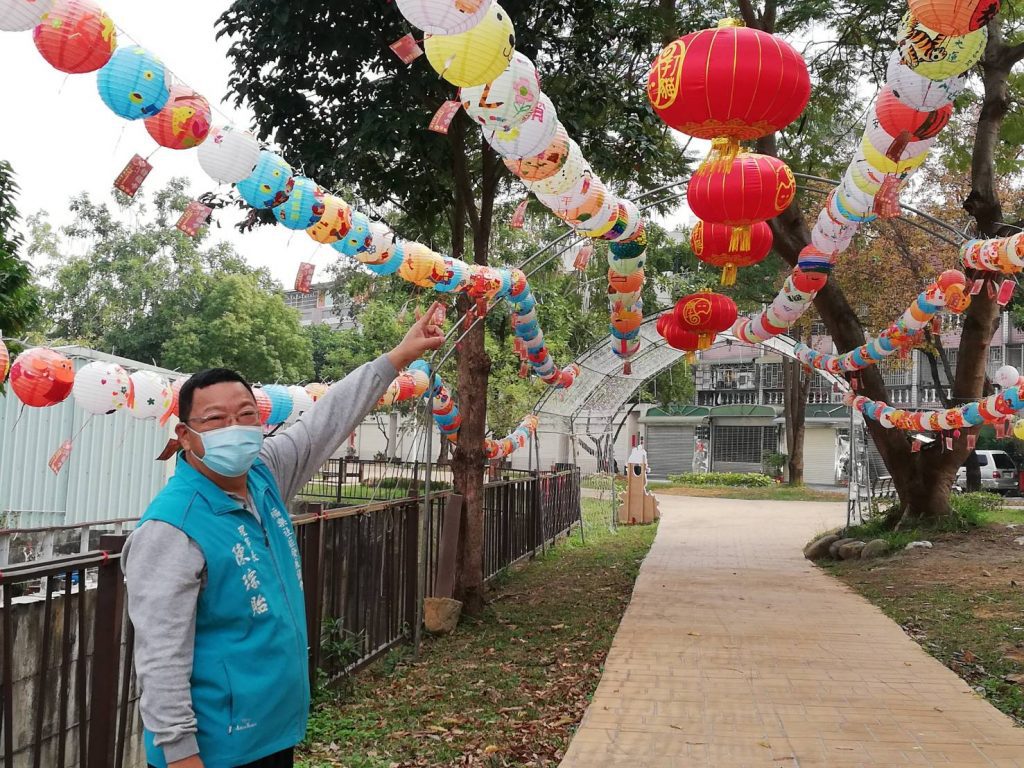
1014,418,1024,441
897,12,987,81
860,133,931,176
399,242,447,287
307,195,352,245
425,3,515,88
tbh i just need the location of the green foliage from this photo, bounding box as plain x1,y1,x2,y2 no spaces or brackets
950,492,1006,528
668,472,775,488
850,492,1003,550
0,160,41,353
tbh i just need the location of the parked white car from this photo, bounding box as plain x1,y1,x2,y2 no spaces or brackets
955,450,1019,495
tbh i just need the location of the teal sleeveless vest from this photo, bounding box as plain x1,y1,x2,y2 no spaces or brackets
139,455,310,768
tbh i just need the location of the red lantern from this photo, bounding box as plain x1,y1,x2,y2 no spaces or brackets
791,266,829,294
688,153,796,251
9,348,75,407
647,18,810,166
33,0,116,74
656,312,674,338
692,220,772,286
874,87,952,143
673,293,737,350
145,86,212,150
253,388,273,425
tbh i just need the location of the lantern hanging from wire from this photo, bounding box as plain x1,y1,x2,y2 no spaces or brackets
486,93,558,159
0,0,54,31
460,50,540,131
896,12,987,81
673,292,738,350
9,347,74,407
236,151,293,209
97,46,171,120
307,195,352,245
33,0,115,74
273,176,326,231
394,0,494,35
145,85,211,150
885,51,966,111
692,220,772,286
333,211,373,257
424,2,515,88
907,0,1000,35
197,126,260,184
129,370,172,421
73,361,131,415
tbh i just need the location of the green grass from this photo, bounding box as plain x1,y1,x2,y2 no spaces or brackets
297,498,657,767
659,484,845,502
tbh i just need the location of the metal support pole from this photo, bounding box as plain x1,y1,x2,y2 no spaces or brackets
414,381,435,659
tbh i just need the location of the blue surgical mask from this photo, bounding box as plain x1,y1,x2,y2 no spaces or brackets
188,425,264,478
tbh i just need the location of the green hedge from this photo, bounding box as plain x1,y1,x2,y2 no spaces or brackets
667,472,776,488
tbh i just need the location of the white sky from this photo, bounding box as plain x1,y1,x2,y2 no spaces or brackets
0,1,701,291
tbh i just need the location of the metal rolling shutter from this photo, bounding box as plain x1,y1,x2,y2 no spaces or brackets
646,425,693,479
802,428,837,486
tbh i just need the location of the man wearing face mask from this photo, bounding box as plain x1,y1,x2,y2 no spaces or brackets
123,304,446,768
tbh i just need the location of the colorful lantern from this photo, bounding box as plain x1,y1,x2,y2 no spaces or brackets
307,195,352,245
424,2,515,88
252,387,272,425
907,0,1000,36
460,50,540,131
33,0,115,74
504,124,570,182
261,384,294,425
487,94,558,159
692,220,772,286
897,12,987,81
129,370,171,420
170,375,189,419
873,86,952,143
0,339,8,383
687,153,796,251
527,141,587,197
332,211,373,257
398,242,447,287
9,348,74,407
286,385,315,423
236,151,294,209
673,293,737,349
72,361,131,415
647,18,810,166
197,126,260,184
96,47,171,120
885,51,966,111
144,85,212,150
305,382,329,402
0,0,54,31
360,221,398,265
273,176,325,230
395,0,494,35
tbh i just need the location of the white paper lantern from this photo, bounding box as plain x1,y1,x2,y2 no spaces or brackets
73,361,131,415
198,125,260,184
130,370,172,421
0,0,54,31
486,94,558,159
358,221,398,266
863,119,936,162
886,51,966,111
395,0,494,35
461,51,540,132
286,385,315,423
995,365,1020,389
836,173,877,220
527,140,587,197
534,169,597,211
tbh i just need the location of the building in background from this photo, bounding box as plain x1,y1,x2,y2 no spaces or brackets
283,283,356,331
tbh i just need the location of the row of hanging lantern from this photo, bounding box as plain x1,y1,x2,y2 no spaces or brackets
794,269,969,374
391,0,649,375
645,17,810,350
961,232,1024,274
733,0,995,346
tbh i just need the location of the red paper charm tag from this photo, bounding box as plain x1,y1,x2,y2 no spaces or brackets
176,201,212,237
511,199,529,229
390,34,424,64
429,100,462,134
911,439,922,453
970,278,985,296
48,440,73,476
294,262,316,293
997,279,1016,306
967,433,977,450
114,154,153,198
573,242,594,272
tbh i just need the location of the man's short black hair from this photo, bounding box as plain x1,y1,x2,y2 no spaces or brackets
178,368,255,424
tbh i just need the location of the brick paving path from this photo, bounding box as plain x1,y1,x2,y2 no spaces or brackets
560,495,1024,767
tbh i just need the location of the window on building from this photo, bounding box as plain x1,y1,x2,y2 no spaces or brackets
1007,344,1024,370
764,390,784,405
761,363,783,389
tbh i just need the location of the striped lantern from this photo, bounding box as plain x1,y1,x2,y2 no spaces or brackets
907,0,1000,36
97,46,171,120
460,50,540,131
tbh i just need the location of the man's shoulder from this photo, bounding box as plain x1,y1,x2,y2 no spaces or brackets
141,475,205,528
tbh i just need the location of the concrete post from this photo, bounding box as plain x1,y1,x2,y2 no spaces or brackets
388,412,399,460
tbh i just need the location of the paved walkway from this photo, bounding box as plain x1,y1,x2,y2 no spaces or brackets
560,495,1024,767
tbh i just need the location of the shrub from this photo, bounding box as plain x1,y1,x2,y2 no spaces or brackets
950,492,1004,529
668,472,775,488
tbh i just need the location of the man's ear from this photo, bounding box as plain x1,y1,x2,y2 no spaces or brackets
176,423,199,456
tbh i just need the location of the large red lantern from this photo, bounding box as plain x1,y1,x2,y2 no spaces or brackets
688,153,796,251
33,0,116,74
145,85,212,150
692,220,772,286
673,293,738,350
647,18,810,166
9,348,75,407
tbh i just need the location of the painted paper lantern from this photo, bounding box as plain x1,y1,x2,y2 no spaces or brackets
307,195,352,245
305,382,329,402
366,243,405,276
9,348,74,407
692,220,772,286
504,124,570,182
487,94,558,159
73,361,131,414
874,86,952,142
332,211,373,257
555,177,609,226
435,257,470,292
97,47,171,120
534,169,596,212
398,242,447,287
860,133,930,176
0,0,54,31
145,85,212,150
886,51,966,111
687,153,796,251
897,12,987,81
663,323,702,353
170,375,189,419
197,126,260,184
995,365,1020,389
236,151,294,209
261,384,294,425
576,197,620,238
0,339,8,383
129,370,171,420
395,0,493,35
424,2,515,88
252,387,272,425
673,292,737,349
33,0,115,74
608,267,645,294
360,221,398,265
864,119,936,163
908,0,1000,35
273,176,325,230
461,50,540,131
286,385,315,423
647,19,810,162
527,141,587,198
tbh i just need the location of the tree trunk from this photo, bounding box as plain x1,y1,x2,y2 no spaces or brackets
782,356,809,486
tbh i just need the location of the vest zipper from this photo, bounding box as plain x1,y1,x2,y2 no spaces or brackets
254,513,308,663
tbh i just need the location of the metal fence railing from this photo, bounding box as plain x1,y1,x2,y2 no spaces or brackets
0,467,581,768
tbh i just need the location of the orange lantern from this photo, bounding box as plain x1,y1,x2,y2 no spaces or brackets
0,339,8,383
611,305,643,336
673,293,737,350
608,268,645,294
9,348,75,407
692,220,772,286
144,85,212,150
907,0,1000,35
647,18,810,167
504,125,571,182
687,153,796,251
33,0,116,74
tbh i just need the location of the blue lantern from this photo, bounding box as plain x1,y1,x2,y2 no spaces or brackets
273,176,325,230
435,258,469,293
262,384,294,425
366,242,405,276
332,211,372,257
97,47,171,120
237,151,294,209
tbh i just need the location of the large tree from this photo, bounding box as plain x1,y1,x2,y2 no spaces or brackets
219,0,705,611
0,161,40,357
